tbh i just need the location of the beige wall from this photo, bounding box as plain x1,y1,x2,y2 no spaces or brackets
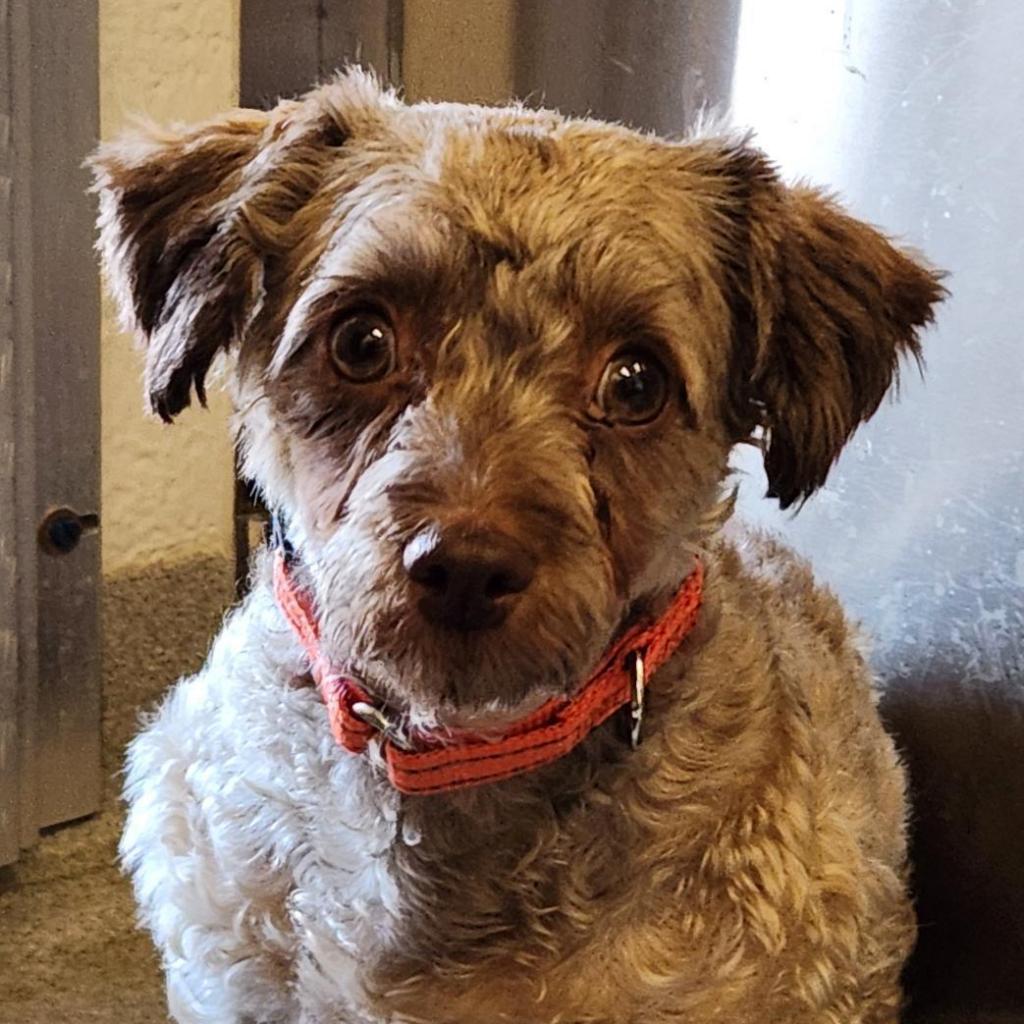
99,0,239,574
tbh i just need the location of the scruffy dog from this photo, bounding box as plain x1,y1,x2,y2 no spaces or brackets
92,71,943,1024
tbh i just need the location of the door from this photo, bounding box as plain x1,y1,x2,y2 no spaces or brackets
1,0,101,864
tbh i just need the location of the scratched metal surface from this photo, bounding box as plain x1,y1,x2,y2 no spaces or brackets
3,3,102,851
1,0,18,866
729,0,1024,683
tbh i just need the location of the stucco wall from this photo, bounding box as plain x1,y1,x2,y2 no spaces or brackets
99,0,239,574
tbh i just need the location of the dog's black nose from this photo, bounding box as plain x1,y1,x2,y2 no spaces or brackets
403,529,536,631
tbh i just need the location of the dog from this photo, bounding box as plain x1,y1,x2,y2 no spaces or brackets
92,70,944,1024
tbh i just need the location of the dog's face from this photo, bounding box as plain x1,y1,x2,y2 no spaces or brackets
93,72,943,719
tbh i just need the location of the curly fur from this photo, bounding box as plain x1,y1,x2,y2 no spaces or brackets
93,70,945,1024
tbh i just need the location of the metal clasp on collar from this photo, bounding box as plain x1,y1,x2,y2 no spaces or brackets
352,700,411,750
628,650,646,749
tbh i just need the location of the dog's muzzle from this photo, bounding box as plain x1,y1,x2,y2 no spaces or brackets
270,516,704,795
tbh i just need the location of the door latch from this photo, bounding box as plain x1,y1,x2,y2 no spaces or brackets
37,507,100,556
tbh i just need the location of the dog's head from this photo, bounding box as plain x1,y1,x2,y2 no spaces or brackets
92,71,943,720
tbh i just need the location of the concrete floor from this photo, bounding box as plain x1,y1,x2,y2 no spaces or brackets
0,556,234,1024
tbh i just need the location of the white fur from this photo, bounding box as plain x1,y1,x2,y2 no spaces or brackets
121,567,406,1024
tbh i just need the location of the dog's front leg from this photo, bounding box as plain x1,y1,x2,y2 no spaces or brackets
121,670,300,1024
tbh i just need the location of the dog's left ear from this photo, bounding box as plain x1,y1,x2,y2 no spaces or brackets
718,145,946,508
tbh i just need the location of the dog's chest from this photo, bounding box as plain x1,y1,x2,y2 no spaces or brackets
216,598,760,1022
204,606,555,1015
284,790,535,1022
279,754,603,1020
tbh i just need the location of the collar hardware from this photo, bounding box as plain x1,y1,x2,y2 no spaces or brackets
628,651,646,750
351,699,412,751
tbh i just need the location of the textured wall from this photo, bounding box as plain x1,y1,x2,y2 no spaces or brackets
99,0,239,574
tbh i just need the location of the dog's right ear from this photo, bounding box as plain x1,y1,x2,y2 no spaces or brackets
91,112,272,421
91,68,398,421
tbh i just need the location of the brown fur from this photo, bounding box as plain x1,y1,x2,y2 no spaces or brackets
92,70,945,1023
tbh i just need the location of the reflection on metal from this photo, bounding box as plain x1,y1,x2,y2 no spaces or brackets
514,0,740,134
512,0,1022,684
730,0,1023,682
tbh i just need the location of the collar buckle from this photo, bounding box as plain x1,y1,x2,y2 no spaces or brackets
352,700,412,751
628,650,646,749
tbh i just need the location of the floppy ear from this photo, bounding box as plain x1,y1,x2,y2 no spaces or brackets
91,112,273,421
91,68,397,421
721,146,946,508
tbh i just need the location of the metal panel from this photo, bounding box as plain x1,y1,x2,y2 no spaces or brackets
0,0,19,866
240,0,321,107
240,0,402,108
514,0,741,135
320,0,402,85
7,0,39,855
7,0,101,838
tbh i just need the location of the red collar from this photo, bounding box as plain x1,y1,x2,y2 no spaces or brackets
273,550,703,796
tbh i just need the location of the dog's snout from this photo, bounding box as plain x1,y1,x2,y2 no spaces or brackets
403,529,536,632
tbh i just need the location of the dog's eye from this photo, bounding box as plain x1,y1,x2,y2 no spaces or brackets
327,311,396,382
593,348,669,425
